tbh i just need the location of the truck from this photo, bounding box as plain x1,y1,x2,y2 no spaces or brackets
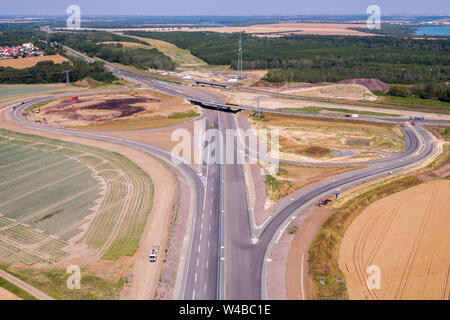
210,123,215,129
149,246,159,262
412,120,417,126
225,101,240,106
351,114,359,118
71,96,79,101
410,116,425,121
400,122,405,127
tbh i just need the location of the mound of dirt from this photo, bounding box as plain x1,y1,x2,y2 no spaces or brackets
338,78,390,91
281,83,378,101
301,146,331,156
250,80,285,88
73,77,103,88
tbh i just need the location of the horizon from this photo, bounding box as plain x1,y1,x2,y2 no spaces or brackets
0,0,449,16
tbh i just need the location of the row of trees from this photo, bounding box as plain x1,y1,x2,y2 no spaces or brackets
125,31,450,84
0,59,117,84
388,83,450,102
46,32,175,71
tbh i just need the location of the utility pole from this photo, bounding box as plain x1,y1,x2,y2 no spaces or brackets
238,33,243,80
64,70,71,84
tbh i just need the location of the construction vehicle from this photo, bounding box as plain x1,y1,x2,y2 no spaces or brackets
225,101,239,106
316,193,339,207
34,108,40,114
400,122,405,127
71,96,79,101
210,123,215,129
412,120,417,126
149,245,159,262
130,91,137,97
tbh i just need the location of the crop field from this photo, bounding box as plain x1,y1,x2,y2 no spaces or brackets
339,179,450,300
0,55,69,69
0,129,153,267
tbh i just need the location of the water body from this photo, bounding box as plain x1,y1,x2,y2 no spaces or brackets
414,26,450,36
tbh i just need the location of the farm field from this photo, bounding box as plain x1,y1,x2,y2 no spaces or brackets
247,111,404,163
66,22,372,36
0,129,154,270
339,179,450,300
119,34,207,67
0,55,69,69
27,91,200,130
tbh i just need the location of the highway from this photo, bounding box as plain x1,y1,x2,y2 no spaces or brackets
10,47,446,301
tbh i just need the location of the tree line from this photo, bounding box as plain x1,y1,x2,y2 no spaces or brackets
125,31,450,84
46,32,176,71
388,83,450,102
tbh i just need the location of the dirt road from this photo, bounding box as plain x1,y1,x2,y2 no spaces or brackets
0,270,53,300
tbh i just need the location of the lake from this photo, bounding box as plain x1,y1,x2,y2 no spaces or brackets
414,26,450,36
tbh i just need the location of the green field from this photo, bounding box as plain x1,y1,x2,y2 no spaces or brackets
0,130,154,267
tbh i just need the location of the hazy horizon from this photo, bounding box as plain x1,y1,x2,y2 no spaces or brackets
0,0,449,16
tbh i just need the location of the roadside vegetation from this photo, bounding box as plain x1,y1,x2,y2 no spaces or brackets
47,31,175,71
281,106,400,117
308,176,423,299
1,267,123,300
0,276,36,300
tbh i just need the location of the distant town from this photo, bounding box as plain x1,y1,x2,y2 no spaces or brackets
0,43,45,60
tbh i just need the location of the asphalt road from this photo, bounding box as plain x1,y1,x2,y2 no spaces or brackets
11,47,444,300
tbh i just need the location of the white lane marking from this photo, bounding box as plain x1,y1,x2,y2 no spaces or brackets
209,225,211,230
204,283,207,293
202,146,212,210
208,241,210,248
206,260,209,269
301,254,305,300
200,233,202,241
196,258,199,267
195,273,198,283
201,223,203,230
198,245,201,253
192,289,196,299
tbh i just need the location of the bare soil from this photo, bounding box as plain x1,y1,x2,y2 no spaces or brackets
0,55,69,69
0,287,21,300
27,91,198,130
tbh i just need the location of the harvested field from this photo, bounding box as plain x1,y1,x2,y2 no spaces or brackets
73,23,372,37
339,179,450,300
248,112,404,163
119,34,207,67
98,41,149,49
0,129,153,269
0,55,69,69
26,91,200,130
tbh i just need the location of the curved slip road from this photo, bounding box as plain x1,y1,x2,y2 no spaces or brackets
10,47,448,300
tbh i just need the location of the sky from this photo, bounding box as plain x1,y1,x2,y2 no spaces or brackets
0,0,449,16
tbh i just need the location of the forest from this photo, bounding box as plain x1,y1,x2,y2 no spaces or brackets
46,32,176,71
125,31,450,84
0,58,117,84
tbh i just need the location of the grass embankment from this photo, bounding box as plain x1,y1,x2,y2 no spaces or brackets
308,176,422,299
0,276,36,300
264,163,362,202
0,267,123,300
282,106,400,118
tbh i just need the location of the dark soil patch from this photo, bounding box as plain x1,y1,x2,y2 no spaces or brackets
45,97,159,122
